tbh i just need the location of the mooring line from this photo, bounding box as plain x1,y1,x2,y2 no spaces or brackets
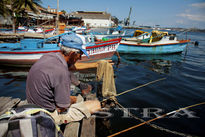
113,101,196,137
102,77,166,102
108,102,205,137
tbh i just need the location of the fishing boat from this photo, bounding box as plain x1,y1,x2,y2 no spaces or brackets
87,26,127,40
68,26,91,34
18,26,55,34
118,30,190,54
0,33,121,67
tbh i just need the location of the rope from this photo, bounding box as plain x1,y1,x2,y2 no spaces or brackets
114,101,197,137
102,77,166,102
108,102,205,137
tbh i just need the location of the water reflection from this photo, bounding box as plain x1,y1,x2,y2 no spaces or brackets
0,66,29,85
0,66,97,85
74,68,97,82
117,53,183,74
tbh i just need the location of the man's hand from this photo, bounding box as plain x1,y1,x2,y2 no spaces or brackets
78,82,92,95
81,84,92,95
70,96,77,104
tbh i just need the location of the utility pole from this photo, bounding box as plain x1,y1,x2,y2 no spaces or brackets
56,0,59,35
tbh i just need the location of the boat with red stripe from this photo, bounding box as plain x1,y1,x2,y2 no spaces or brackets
0,33,121,67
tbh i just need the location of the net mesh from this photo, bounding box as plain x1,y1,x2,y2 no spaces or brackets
96,60,116,98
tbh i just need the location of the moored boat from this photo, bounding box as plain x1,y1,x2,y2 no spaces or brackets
0,33,121,67
118,30,190,54
87,26,127,40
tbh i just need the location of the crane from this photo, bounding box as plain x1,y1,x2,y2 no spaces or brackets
125,7,132,26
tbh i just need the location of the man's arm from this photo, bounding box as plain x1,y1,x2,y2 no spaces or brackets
56,96,77,113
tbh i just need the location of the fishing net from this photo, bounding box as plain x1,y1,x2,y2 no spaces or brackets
96,60,116,98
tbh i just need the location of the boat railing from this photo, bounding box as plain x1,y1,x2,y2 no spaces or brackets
39,32,97,47
39,32,71,43
17,32,71,49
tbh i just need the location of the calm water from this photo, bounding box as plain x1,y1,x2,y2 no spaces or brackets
0,30,205,137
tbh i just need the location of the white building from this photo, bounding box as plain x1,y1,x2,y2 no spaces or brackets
69,11,114,27
0,15,12,25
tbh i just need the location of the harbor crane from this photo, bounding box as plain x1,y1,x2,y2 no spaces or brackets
124,7,132,26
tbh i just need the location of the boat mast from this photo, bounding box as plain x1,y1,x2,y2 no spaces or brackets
56,0,59,35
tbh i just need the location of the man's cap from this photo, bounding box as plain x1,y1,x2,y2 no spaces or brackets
61,33,89,57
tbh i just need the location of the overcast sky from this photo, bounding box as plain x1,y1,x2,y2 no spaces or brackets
41,0,205,29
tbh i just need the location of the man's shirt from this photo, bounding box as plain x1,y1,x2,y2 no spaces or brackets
26,52,71,111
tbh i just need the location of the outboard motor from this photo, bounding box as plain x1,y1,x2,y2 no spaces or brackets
194,41,199,46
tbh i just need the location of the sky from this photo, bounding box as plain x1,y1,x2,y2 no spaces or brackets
41,0,205,29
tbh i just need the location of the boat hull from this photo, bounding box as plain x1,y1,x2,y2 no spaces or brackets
118,40,189,54
0,38,121,67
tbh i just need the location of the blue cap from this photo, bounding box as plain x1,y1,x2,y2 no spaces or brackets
61,33,89,57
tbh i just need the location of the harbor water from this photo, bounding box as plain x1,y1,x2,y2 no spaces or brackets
0,30,205,137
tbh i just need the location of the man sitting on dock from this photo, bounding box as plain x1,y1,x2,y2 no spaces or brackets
26,33,101,125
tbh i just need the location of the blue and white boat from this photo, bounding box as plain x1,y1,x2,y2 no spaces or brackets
0,33,121,67
118,30,190,54
87,26,127,40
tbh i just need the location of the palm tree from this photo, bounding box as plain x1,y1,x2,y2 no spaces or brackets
12,0,42,14
0,0,42,33
12,0,42,32
0,0,10,17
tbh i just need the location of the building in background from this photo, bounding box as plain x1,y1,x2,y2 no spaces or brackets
0,16,12,28
0,6,118,28
69,11,115,27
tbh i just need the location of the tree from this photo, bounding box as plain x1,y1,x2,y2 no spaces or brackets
61,10,66,15
12,0,42,14
0,0,42,33
0,0,11,17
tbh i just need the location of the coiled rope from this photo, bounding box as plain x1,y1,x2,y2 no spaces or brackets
108,102,205,137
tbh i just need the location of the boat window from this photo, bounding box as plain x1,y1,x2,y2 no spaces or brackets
0,46,7,48
11,48,22,50
169,36,175,40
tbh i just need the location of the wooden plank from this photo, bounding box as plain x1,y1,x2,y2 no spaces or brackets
79,93,96,137
63,93,97,137
0,97,21,115
17,100,28,107
80,117,96,137
0,97,12,113
64,122,80,137
23,33,55,39
0,97,11,108
0,32,55,39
